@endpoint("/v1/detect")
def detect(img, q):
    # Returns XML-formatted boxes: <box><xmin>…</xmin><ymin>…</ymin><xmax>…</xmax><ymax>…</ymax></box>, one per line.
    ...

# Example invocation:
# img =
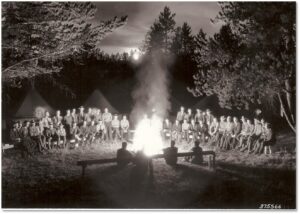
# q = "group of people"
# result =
<box><xmin>161</xmin><ymin>107</ymin><xmax>275</xmax><ymax>155</ymax></box>
<box><xmin>9</xmin><ymin>105</ymin><xmax>275</xmax><ymax>157</ymax></box>
<box><xmin>9</xmin><ymin>106</ymin><xmax>130</xmax><ymax>155</ymax></box>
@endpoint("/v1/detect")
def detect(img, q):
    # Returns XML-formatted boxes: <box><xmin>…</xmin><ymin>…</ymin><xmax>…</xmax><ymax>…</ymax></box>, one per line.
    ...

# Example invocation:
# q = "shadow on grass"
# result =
<box><xmin>2</xmin><ymin>160</ymin><xmax>296</xmax><ymax>209</ymax></box>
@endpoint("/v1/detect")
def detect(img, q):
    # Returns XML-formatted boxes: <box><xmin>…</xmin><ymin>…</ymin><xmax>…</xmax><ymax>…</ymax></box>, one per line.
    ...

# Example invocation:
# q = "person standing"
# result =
<box><xmin>171</xmin><ymin>120</ymin><xmax>181</xmax><ymax>142</ymax></box>
<box><xmin>184</xmin><ymin>108</ymin><xmax>193</xmax><ymax>123</ymax></box>
<box><xmin>42</xmin><ymin>111</ymin><xmax>52</xmax><ymax>128</ymax></box>
<box><xmin>194</xmin><ymin>109</ymin><xmax>203</xmax><ymax>123</ymax></box>
<box><xmin>120</xmin><ymin>115</ymin><xmax>130</xmax><ymax>141</ymax></box>
<box><xmin>64</xmin><ymin>109</ymin><xmax>73</xmax><ymax>139</ymax></box>
<box><xmin>217</xmin><ymin>116</ymin><xmax>226</xmax><ymax>148</ymax></box>
<box><xmin>85</xmin><ymin>108</ymin><xmax>93</xmax><ymax>124</ymax></box>
<box><xmin>176</xmin><ymin>106</ymin><xmax>186</xmax><ymax>123</ymax></box>
<box><xmin>181</xmin><ymin>119</ymin><xmax>190</xmax><ymax>141</ymax></box>
<box><xmin>71</xmin><ymin>109</ymin><xmax>78</xmax><ymax>124</ymax></box>
<box><xmin>111</xmin><ymin>115</ymin><xmax>121</xmax><ymax>142</ymax></box>
<box><xmin>53</xmin><ymin>110</ymin><xmax>63</xmax><ymax>127</ymax></box>
<box><xmin>94</xmin><ymin>109</ymin><xmax>102</xmax><ymax>123</ymax></box>
<box><xmin>205</xmin><ymin>109</ymin><xmax>213</xmax><ymax>127</ymax></box>
<box><xmin>102</xmin><ymin>108</ymin><xmax>113</xmax><ymax>141</ymax></box>
<box><xmin>77</xmin><ymin>106</ymin><xmax>86</xmax><ymax>126</ymax></box>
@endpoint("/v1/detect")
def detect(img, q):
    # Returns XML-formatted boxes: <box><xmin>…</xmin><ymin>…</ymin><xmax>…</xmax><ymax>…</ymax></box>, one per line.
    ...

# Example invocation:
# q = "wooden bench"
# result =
<box><xmin>2</xmin><ymin>143</ymin><xmax>14</xmax><ymax>154</ymax></box>
<box><xmin>77</xmin><ymin>150</ymin><xmax>216</xmax><ymax>177</ymax></box>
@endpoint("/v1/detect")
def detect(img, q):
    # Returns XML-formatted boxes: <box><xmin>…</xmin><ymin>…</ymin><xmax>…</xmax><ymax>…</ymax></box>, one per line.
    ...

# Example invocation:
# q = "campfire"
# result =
<box><xmin>132</xmin><ymin>113</ymin><xmax>164</xmax><ymax>156</ymax></box>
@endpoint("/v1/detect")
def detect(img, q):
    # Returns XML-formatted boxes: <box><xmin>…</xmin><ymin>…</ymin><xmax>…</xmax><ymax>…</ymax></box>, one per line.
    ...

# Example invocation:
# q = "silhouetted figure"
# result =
<box><xmin>163</xmin><ymin>140</ymin><xmax>178</xmax><ymax>166</ymax></box>
<box><xmin>191</xmin><ymin>140</ymin><xmax>203</xmax><ymax>165</ymax></box>
<box><xmin>116</xmin><ymin>142</ymin><xmax>133</xmax><ymax>167</ymax></box>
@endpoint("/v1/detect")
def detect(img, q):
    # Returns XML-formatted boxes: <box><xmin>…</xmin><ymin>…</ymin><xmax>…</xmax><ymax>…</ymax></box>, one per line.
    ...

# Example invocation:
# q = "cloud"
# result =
<box><xmin>96</xmin><ymin>2</ymin><xmax>222</xmax><ymax>54</ymax></box>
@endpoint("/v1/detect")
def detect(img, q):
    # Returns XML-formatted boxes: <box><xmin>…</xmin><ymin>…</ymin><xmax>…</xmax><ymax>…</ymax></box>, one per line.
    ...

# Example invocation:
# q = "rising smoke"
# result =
<box><xmin>130</xmin><ymin>50</ymin><xmax>171</xmax><ymax>125</ymax></box>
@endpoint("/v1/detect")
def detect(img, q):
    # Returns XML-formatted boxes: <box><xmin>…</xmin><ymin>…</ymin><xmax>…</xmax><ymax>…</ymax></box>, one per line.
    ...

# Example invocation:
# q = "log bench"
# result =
<box><xmin>77</xmin><ymin>150</ymin><xmax>216</xmax><ymax>177</ymax></box>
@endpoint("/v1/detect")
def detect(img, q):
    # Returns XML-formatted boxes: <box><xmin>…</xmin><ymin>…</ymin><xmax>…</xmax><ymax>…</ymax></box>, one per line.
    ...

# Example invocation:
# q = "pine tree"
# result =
<box><xmin>2</xmin><ymin>2</ymin><xmax>127</xmax><ymax>86</ymax></box>
<box><xmin>143</xmin><ymin>6</ymin><xmax>176</xmax><ymax>53</ymax></box>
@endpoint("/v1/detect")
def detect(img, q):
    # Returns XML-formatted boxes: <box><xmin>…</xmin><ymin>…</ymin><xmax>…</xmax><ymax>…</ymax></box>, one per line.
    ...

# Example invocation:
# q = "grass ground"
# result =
<box><xmin>2</xmin><ymin>131</ymin><xmax>296</xmax><ymax>209</ymax></box>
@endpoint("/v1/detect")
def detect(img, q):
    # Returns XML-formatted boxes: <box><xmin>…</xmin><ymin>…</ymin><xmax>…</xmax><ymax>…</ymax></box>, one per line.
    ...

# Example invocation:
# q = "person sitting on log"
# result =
<box><xmin>208</xmin><ymin>117</ymin><xmax>219</xmax><ymax>147</ymax></box>
<box><xmin>57</xmin><ymin>123</ymin><xmax>67</xmax><ymax>148</ymax></box>
<box><xmin>253</xmin><ymin>122</ymin><xmax>275</xmax><ymax>155</ymax></box>
<box><xmin>171</xmin><ymin>119</ymin><xmax>181</xmax><ymax>142</ymax></box>
<box><xmin>163</xmin><ymin>140</ymin><xmax>178</xmax><ymax>166</ymax></box>
<box><xmin>236</xmin><ymin>116</ymin><xmax>247</xmax><ymax>149</ymax></box>
<box><xmin>221</xmin><ymin>116</ymin><xmax>234</xmax><ymax>150</ymax></box>
<box><xmin>116</xmin><ymin>142</ymin><xmax>133</xmax><ymax>167</ymax></box>
<box><xmin>217</xmin><ymin>116</ymin><xmax>226</xmax><ymax>148</ymax></box>
<box><xmin>70</xmin><ymin>122</ymin><xmax>80</xmax><ymax>148</ymax></box>
<box><xmin>29</xmin><ymin>121</ymin><xmax>40</xmax><ymax>153</ymax></box>
<box><xmin>198</xmin><ymin>120</ymin><xmax>208</xmax><ymax>145</ymax></box>
<box><xmin>239</xmin><ymin>119</ymin><xmax>254</xmax><ymax>152</ymax></box>
<box><xmin>189</xmin><ymin>119</ymin><xmax>199</xmax><ymax>143</ymax></box>
<box><xmin>229</xmin><ymin>117</ymin><xmax>241</xmax><ymax>149</ymax></box>
<box><xmin>37</xmin><ymin>120</ymin><xmax>47</xmax><ymax>152</ymax></box>
<box><xmin>79</xmin><ymin>121</ymin><xmax>89</xmax><ymax>147</ymax></box>
<box><xmin>88</xmin><ymin>120</ymin><xmax>98</xmax><ymax>145</ymax></box>
<box><xmin>191</xmin><ymin>140</ymin><xmax>203</xmax><ymax>165</ymax></box>
<box><xmin>10</xmin><ymin>122</ymin><xmax>21</xmax><ymax>145</ymax></box>
<box><xmin>242</xmin><ymin>118</ymin><xmax>262</xmax><ymax>153</ymax></box>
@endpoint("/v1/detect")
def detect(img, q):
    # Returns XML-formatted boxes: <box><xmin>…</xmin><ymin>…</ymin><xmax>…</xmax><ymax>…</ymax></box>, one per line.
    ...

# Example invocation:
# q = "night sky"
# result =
<box><xmin>94</xmin><ymin>2</ymin><xmax>222</xmax><ymax>54</ymax></box>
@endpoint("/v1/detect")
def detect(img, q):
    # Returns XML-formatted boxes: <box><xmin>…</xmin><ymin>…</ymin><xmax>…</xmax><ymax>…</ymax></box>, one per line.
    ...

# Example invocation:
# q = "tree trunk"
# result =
<box><xmin>278</xmin><ymin>93</ymin><xmax>296</xmax><ymax>133</ymax></box>
<box><xmin>284</xmin><ymin>79</ymin><xmax>295</xmax><ymax>123</ymax></box>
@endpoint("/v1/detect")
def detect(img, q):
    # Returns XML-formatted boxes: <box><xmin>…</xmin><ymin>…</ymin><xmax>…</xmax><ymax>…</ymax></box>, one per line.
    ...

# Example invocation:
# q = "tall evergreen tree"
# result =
<box><xmin>190</xmin><ymin>2</ymin><xmax>296</xmax><ymax>132</ymax></box>
<box><xmin>143</xmin><ymin>6</ymin><xmax>176</xmax><ymax>53</ymax></box>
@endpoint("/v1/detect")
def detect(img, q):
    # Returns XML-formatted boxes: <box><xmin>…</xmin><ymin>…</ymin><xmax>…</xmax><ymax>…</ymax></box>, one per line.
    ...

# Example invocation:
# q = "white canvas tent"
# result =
<box><xmin>14</xmin><ymin>89</ymin><xmax>54</xmax><ymax>118</ymax></box>
<box><xmin>84</xmin><ymin>89</ymin><xmax>119</xmax><ymax>114</ymax></box>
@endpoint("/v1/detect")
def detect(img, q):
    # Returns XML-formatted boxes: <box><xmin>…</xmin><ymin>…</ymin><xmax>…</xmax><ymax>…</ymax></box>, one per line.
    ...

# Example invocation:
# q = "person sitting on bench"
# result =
<box><xmin>116</xmin><ymin>142</ymin><xmax>133</xmax><ymax>167</ymax></box>
<box><xmin>191</xmin><ymin>140</ymin><xmax>203</xmax><ymax>165</ymax></box>
<box><xmin>163</xmin><ymin>140</ymin><xmax>178</xmax><ymax>166</ymax></box>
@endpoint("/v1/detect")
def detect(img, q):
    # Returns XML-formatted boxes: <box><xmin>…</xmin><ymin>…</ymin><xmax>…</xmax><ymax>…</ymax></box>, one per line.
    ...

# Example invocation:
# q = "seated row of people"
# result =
<box><xmin>9</xmin><ymin>107</ymin><xmax>131</xmax><ymax>155</ymax></box>
<box><xmin>164</xmin><ymin>107</ymin><xmax>275</xmax><ymax>155</ymax></box>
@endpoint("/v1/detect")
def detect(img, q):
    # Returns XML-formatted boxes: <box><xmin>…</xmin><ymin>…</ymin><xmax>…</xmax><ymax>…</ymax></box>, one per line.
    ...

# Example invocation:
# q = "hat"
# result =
<box><xmin>79</xmin><ymin>106</ymin><xmax>84</xmax><ymax>109</ymax></box>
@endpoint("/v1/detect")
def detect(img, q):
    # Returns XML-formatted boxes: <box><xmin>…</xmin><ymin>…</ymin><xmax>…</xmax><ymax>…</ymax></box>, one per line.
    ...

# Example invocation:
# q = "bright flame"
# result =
<box><xmin>132</xmin><ymin>52</ymin><xmax>140</xmax><ymax>60</ymax></box>
<box><xmin>132</xmin><ymin>114</ymin><xmax>163</xmax><ymax>156</ymax></box>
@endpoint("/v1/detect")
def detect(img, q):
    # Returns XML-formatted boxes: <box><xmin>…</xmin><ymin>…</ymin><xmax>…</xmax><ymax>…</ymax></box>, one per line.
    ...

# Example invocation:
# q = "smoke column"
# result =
<box><xmin>130</xmin><ymin>51</ymin><xmax>171</xmax><ymax>125</ymax></box>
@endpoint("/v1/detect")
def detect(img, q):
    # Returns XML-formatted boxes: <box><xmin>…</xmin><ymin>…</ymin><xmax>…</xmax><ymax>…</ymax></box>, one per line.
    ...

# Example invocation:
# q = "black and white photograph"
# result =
<box><xmin>1</xmin><ymin>1</ymin><xmax>297</xmax><ymax>210</ymax></box>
